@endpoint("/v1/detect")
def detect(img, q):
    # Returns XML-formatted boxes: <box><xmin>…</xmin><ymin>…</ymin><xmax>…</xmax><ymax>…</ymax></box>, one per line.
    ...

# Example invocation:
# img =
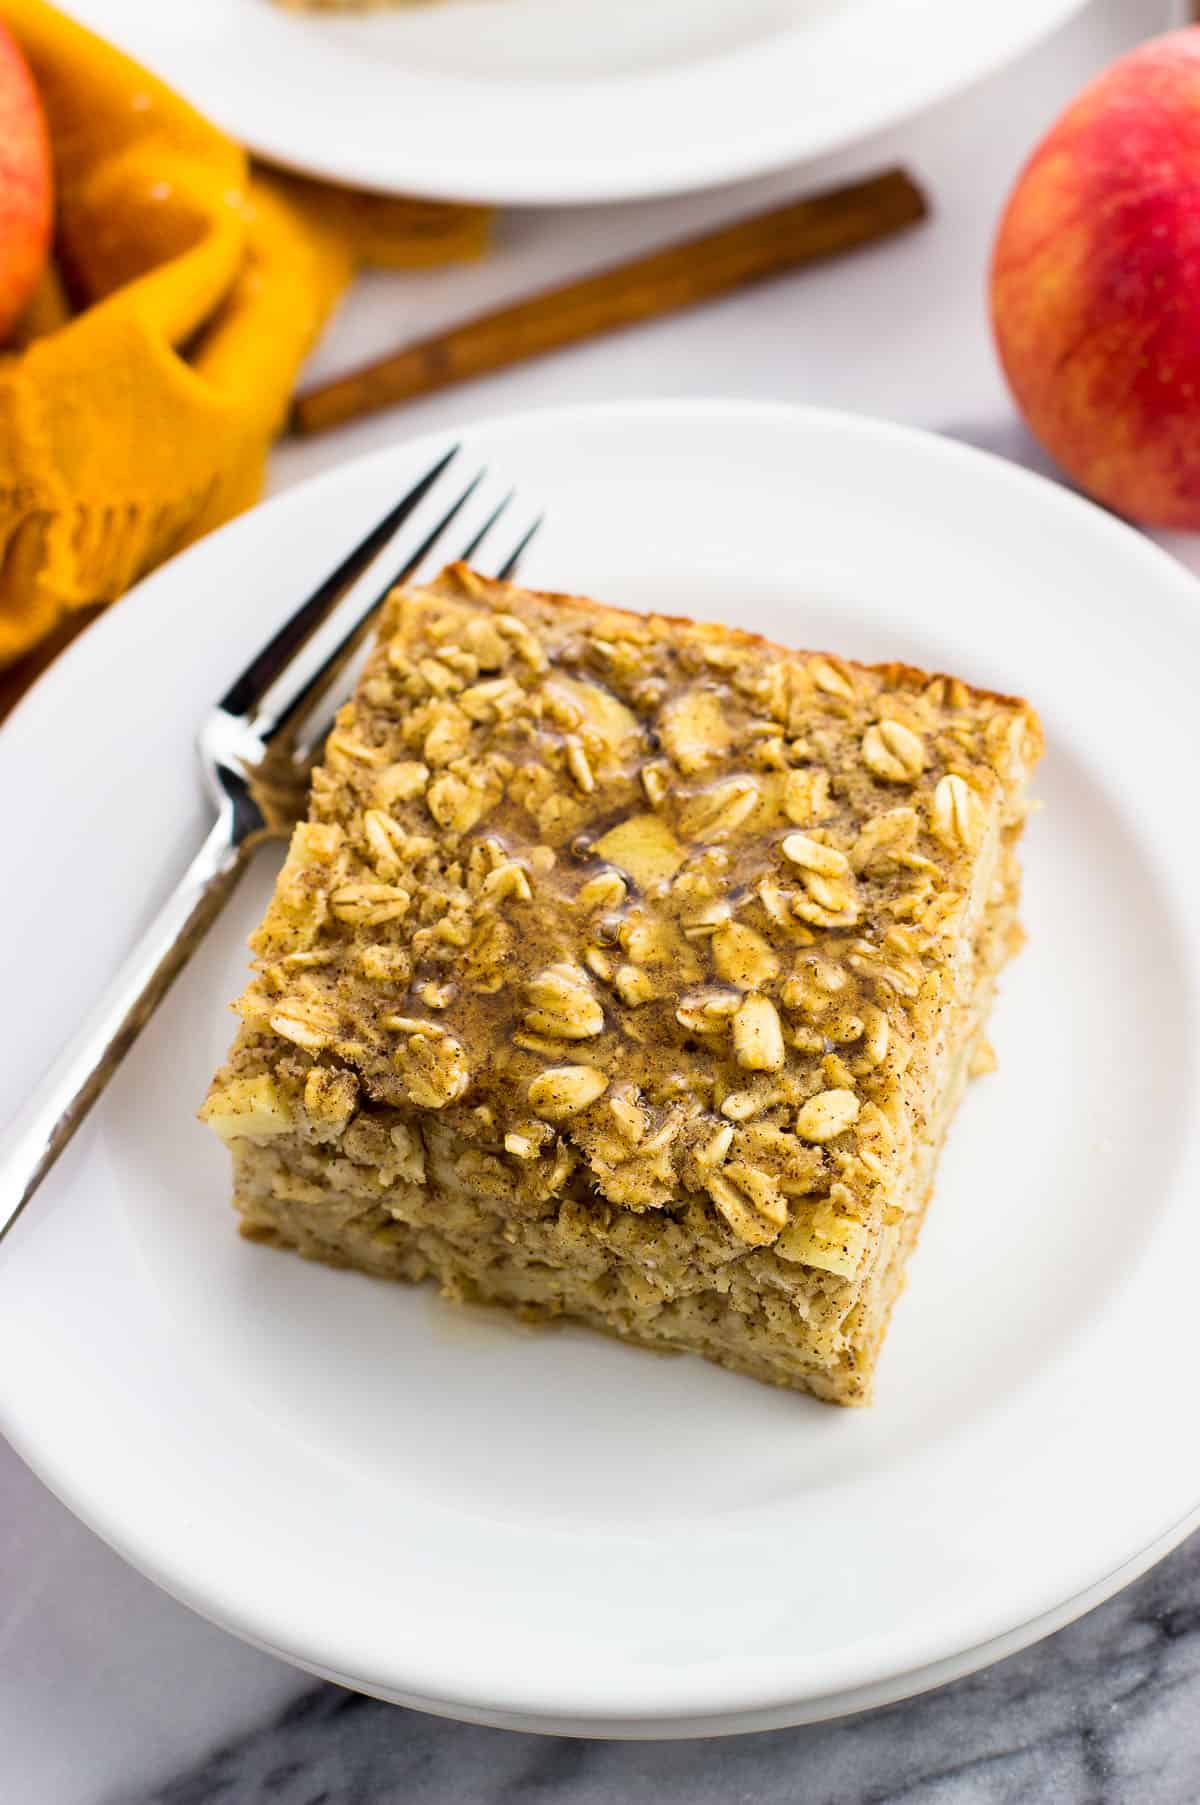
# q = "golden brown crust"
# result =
<box><xmin>491</xmin><ymin>567</ymin><xmax>1044</xmax><ymax>738</ymax></box>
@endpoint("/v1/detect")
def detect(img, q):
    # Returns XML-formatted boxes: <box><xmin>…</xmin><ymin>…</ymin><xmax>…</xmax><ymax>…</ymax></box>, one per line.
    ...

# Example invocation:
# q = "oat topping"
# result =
<box><xmin>930</xmin><ymin>772</ymin><xmax>983</xmax><ymax>850</ymax></box>
<box><xmin>861</xmin><ymin>718</ymin><xmax>925</xmax><ymax>783</ymax></box>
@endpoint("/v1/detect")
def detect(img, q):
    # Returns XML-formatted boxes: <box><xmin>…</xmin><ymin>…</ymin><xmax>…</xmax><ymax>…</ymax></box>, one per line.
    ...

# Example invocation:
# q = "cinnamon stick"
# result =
<box><xmin>293</xmin><ymin>167</ymin><xmax>927</xmax><ymax>437</ymax></box>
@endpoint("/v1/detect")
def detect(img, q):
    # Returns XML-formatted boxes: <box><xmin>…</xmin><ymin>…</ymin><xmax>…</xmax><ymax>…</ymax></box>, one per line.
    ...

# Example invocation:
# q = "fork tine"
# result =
<box><xmin>458</xmin><ymin>490</ymin><xmax>514</xmax><ymax>564</ymax></box>
<box><xmin>285</xmin><ymin>486</ymin><xmax>543</xmax><ymax>769</ymax></box>
<box><xmin>220</xmin><ymin>444</ymin><xmax>459</xmax><ymax>718</ymax></box>
<box><xmin>390</xmin><ymin>466</ymin><xmax>488</xmax><ymax>587</ymax></box>
<box><xmin>265</xmin><ymin>466</ymin><xmax>488</xmax><ymax>744</ymax></box>
<box><xmin>494</xmin><ymin>513</ymin><xmax>544</xmax><ymax>582</ymax></box>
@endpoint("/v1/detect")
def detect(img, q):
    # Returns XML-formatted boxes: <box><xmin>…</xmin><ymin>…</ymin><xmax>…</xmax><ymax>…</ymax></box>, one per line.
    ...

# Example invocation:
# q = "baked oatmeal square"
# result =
<box><xmin>202</xmin><ymin>566</ymin><xmax>1041</xmax><ymax>1405</ymax></box>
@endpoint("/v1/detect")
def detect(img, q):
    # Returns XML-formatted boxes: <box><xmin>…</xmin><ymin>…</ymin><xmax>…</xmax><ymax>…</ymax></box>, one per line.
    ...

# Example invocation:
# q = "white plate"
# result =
<box><xmin>59</xmin><ymin>0</ymin><xmax>1088</xmax><ymax>205</ymax></box>
<box><xmin>3</xmin><ymin>401</ymin><xmax>1200</xmax><ymax>1737</ymax></box>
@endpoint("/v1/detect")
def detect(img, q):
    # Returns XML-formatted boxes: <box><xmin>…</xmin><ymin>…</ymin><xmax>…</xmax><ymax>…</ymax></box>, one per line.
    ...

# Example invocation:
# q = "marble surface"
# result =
<box><xmin>5</xmin><ymin>2</ymin><xmax>1200</xmax><ymax>1801</ymax></box>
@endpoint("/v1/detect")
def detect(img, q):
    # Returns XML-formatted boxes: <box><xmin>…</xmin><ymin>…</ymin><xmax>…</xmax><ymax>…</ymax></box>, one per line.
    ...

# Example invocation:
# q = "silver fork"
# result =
<box><xmin>0</xmin><ymin>447</ymin><xmax>542</xmax><ymax>1245</ymax></box>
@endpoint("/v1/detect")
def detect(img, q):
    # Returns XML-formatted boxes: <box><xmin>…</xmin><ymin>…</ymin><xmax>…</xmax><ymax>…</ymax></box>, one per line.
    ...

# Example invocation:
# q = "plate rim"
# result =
<box><xmin>4</xmin><ymin>397</ymin><xmax>1200</xmax><ymax>1734</ymax></box>
<box><xmin>58</xmin><ymin>0</ymin><xmax>1092</xmax><ymax>205</ymax></box>
<box><xmin>8</xmin><ymin>1422</ymin><xmax>1199</xmax><ymax>1739</ymax></box>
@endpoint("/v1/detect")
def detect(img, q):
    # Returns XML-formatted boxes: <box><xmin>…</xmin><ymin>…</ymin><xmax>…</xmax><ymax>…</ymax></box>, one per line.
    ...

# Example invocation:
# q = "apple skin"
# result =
<box><xmin>991</xmin><ymin>29</ymin><xmax>1200</xmax><ymax>530</ymax></box>
<box><xmin>0</xmin><ymin>20</ymin><xmax>52</xmax><ymax>345</ymax></box>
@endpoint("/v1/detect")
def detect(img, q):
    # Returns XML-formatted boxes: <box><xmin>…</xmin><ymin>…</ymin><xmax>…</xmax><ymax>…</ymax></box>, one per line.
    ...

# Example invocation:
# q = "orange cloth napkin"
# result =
<box><xmin>0</xmin><ymin>0</ymin><xmax>489</xmax><ymax>668</ymax></box>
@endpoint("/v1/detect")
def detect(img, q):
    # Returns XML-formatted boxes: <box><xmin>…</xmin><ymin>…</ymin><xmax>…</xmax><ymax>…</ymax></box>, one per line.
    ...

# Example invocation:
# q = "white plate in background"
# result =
<box><xmin>2</xmin><ymin>401</ymin><xmax>1199</xmax><ymax>1734</ymax></box>
<box><xmin>59</xmin><ymin>0</ymin><xmax>1089</xmax><ymax>204</ymax></box>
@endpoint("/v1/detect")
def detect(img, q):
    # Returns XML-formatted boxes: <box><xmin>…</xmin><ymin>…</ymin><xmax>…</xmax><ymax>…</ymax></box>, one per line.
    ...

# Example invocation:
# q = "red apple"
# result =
<box><xmin>0</xmin><ymin>21</ymin><xmax>52</xmax><ymax>344</ymax></box>
<box><xmin>991</xmin><ymin>29</ymin><xmax>1200</xmax><ymax>529</ymax></box>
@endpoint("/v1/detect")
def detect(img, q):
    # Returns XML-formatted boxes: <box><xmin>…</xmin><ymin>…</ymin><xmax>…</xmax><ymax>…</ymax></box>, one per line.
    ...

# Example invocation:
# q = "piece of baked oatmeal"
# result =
<box><xmin>202</xmin><ymin>566</ymin><xmax>1041</xmax><ymax>1405</ymax></box>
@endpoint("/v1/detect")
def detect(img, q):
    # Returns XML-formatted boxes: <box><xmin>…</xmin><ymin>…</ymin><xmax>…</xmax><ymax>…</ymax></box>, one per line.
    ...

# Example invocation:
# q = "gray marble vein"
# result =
<box><xmin>119</xmin><ymin>1528</ymin><xmax>1200</xmax><ymax>1805</ymax></box>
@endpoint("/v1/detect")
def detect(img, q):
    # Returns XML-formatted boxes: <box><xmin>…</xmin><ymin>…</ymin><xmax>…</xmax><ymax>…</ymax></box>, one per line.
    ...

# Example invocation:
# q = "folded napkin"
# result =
<box><xmin>0</xmin><ymin>0</ymin><xmax>489</xmax><ymax>670</ymax></box>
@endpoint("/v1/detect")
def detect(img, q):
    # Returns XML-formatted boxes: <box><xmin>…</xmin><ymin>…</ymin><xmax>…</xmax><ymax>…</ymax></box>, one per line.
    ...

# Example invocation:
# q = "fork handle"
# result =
<box><xmin>0</xmin><ymin>810</ymin><xmax>250</xmax><ymax>1245</ymax></box>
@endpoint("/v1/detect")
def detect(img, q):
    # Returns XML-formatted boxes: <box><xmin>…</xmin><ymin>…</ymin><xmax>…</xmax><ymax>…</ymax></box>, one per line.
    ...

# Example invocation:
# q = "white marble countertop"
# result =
<box><xmin>5</xmin><ymin>3</ymin><xmax>1200</xmax><ymax>1800</ymax></box>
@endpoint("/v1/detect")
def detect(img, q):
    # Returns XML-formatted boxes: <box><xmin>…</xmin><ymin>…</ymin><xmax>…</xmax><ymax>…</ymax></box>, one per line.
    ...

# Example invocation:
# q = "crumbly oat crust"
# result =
<box><xmin>202</xmin><ymin>566</ymin><xmax>1041</xmax><ymax>1405</ymax></box>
